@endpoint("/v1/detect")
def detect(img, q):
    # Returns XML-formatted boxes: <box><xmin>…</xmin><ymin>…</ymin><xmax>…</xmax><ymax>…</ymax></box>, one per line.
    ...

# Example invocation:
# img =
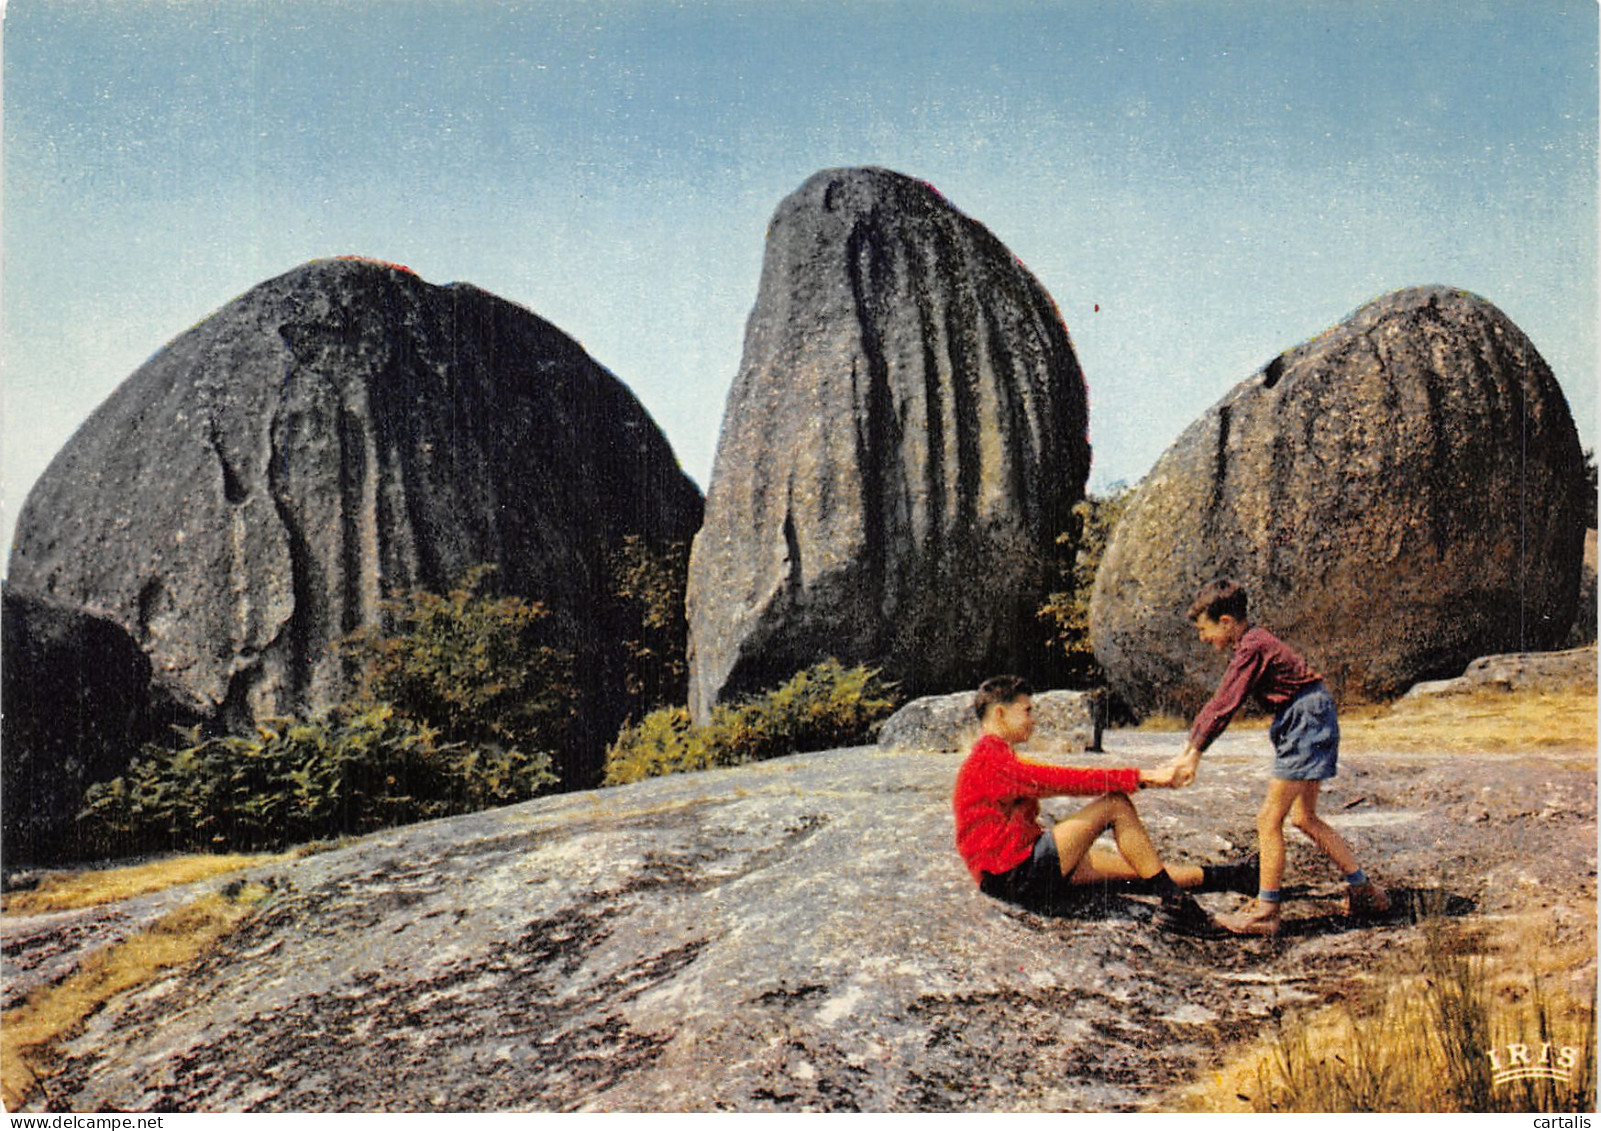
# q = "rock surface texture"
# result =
<box><xmin>878</xmin><ymin>689</ymin><xmax>1104</xmax><ymax>753</ymax></box>
<box><xmin>687</xmin><ymin>168</ymin><xmax>1090</xmax><ymax>721</ymax></box>
<box><xmin>1091</xmin><ymin>287</ymin><xmax>1587</xmax><ymax>718</ymax></box>
<box><xmin>6</xmin><ymin>735</ymin><xmax>1592</xmax><ymax>1112</ymax></box>
<box><xmin>1</xmin><ymin>587</ymin><xmax>163</xmax><ymax>863</ymax></box>
<box><xmin>6</xmin><ymin>258</ymin><xmax>704</xmax><ymax>785</ymax></box>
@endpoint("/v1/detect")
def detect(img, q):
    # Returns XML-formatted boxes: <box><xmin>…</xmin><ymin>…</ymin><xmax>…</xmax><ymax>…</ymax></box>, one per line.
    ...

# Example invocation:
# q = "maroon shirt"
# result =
<box><xmin>1189</xmin><ymin>625</ymin><xmax>1322</xmax><ymax>752</ymax></box>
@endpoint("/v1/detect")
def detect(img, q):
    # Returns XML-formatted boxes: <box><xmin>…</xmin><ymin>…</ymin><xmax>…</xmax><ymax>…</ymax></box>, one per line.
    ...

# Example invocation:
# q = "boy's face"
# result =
<box><xmin>1194</xmin><ymin>612</ymin><xmax>1245</xmax><ymax>653</ymax></box>
<box><xmin>989</xmin><ymin>695</ymin><xmax>1036</xmax><ymax>745</ymax></box>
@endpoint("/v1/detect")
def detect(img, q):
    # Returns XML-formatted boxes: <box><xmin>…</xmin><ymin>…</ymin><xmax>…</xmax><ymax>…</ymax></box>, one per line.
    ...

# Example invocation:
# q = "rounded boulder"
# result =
<box><xmin>1091</xmin><ymin>286</ymin><xmax>1588</xmax><ymax>717</ymax></box>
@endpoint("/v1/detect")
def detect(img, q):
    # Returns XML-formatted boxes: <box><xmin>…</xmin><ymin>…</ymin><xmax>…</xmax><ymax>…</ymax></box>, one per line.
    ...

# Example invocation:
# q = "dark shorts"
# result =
<box><xmin>979</xmin><ymin>831</ymin><xmax>1068</xmax><ymax>907</ymax></box>
<box><xmin>1270</xmin><ymin>682</ymin><xmax>1339</xmax><ymax>781</ymax></box>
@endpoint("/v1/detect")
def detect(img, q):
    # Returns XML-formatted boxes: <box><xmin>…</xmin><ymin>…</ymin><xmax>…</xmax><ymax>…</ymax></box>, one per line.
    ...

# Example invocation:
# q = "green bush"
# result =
<box><xmin>78</xmin><ymin>565</ymin><xmax>573</xmax><ymax>856</ymax></box>
<box><xmin>604</xmin><ymin>660</ymin><xmax>899</xmax><ymax>785</ymax></box>
<box><xmin>339</xmin><ymin>564</ymin><xmax>575</xmax><ymax>756</ymax></box>
<box><xmin>1037</xmin><ymin>485</ymin><xmax>1132</xmax><ymax>684</ymax></box>
<box><xmin>78</xmin><ymin>705</ymin><xmax>557</xmax><ymax>854</ymax></box>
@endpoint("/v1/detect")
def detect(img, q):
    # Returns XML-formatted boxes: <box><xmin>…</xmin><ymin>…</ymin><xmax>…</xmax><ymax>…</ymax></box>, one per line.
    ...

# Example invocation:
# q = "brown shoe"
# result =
<box><xmin>1218</xmin><ymin>899</ymin><xmax>1282</xmax><ymax>936</ymax></box>
<box><xmin>1345</xmin><ymin>881</ymin><xmax>1391</xmax><ymax>918</ymax></box>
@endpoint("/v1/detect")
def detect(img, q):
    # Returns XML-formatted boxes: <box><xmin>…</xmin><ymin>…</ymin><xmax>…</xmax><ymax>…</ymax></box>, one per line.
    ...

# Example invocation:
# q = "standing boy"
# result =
<box><xmin>1171</xmin><ymin>580</ymin><xmax>1389</xmax><ymax>936</ymax></box>
<box><xmin>954</xmin><ymin>675</ymin><xmax>1255</xmax><ymax>936</ymax></box>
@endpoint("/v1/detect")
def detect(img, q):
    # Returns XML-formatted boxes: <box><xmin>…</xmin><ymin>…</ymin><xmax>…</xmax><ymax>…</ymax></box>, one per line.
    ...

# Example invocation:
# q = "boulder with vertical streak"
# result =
<box><xmin>687</xmin><ymin>168</ymin><xmax>1090</xmax><ymax>721</ymax></box>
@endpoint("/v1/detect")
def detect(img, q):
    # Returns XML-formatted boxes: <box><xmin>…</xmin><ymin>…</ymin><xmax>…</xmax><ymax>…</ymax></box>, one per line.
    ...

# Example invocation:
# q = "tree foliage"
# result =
<box><xmin>340</xmin><ymin>564</ymin><xmax>575</xmax><ymax>757</ymax></box>
<box><xmin>609</xmin><ymin>535</ymin><xmax>692</xmax><ymax>720</ymax></box>
<box><xmin>1582</xmin><ymin>448</ymin><xmax>1597</xmax><ymax>530</ymax></box>
<box><xmin>1036</xmin><ymin>485</ymin><xmax>1132</xmax><ymax>685</ymax></box>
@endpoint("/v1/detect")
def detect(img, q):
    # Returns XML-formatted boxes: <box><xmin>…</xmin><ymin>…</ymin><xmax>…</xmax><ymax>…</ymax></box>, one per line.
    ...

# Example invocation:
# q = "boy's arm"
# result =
<box><xmin>996</xmin><ymin>753</ymin><xmax>1143</xmax><ymax>797</ymax></box>
<box><xmin>1183</xmin><ymin>643</ymin><xmax>1269</xmax><ymax>768</ymax></box>
<box><xmin>1171</xmin><ymin>640</ymin><xmax>1270</xmax><ymax>786</ymax></box>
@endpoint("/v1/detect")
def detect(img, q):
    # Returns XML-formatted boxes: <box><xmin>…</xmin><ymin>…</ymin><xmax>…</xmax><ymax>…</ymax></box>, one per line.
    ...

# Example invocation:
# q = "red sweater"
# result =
<box><xmin>952</xmin><ymin>733</ymin><xmax>1142</xmax><ymax>883</ymax></box>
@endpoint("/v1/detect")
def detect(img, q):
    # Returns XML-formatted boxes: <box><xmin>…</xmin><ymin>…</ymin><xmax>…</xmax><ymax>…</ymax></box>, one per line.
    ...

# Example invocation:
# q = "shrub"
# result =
<box><xmin>610</xmin><ymin>535</ymin><xmax>692</xmax><ymax>719</ymax></box>
<box><xmin>78</xmin><ymin>705</ymin><xmax>557</xmax><ymax>854</ymax></box>
<box><xmin>339</xmin><ymin>564</ymin><xmax>575</xmax><ymax>756</ymax></box>
<box><xmin>1037</xmin><ymin>485</ymin><xmax>1132</xmax><ymax>685</ymax></box>
<box><xmin>604</xmin><ymin>660</ymin><xmax>899</xmax><ymax>785</ymax></box>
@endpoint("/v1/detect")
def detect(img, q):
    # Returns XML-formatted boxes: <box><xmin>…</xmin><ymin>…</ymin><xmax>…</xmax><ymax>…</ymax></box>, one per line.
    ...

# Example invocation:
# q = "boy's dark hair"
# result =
<box><xmin>974</xmin><ymin>675</ymin><xmax>1032</xmax><ymax>722</ymax></box>
<box><xmin>1188</xmin><ymin>579</ymin><xmax>1249</xmax><ymax>623</ymax></box>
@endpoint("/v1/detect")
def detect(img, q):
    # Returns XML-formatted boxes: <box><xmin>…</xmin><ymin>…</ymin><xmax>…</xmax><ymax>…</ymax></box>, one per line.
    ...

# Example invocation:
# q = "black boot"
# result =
<box><xmin>1199</xmin><ymin>852</ymin><xmax>1260</xmax><ymax>895</ymax></box>
<box><xmin>1153</xmin><ymin>888</ymin><xmax>1228</xmax><ymax>937</ymax></box>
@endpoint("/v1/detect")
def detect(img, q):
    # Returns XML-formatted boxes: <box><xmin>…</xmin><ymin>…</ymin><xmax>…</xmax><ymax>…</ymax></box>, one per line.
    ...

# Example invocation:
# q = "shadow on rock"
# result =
<box><xmin>993</xmin><ymin>884</ymin><xmax>1476</xmax><ymax>942</ymax></box>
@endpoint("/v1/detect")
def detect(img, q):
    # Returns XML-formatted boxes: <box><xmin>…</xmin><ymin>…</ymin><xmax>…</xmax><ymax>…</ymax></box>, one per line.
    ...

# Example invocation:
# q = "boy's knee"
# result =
<box><xmin>1289</xmin><ymin>809</ymin><xmax>1323</xmax><ymax>835</ymax></box>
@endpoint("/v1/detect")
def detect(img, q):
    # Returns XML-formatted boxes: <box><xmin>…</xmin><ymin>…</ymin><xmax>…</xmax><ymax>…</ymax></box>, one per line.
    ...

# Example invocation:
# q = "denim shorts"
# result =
<box><xmin>979</xmin><ymin>831</ymin><xmax>1065</xmax><ymax>906</ymax></box>
<box><xmin>1270</xmin><ymin>682</ymin><xmax>1339</xmax><ymax>781</ymax></box>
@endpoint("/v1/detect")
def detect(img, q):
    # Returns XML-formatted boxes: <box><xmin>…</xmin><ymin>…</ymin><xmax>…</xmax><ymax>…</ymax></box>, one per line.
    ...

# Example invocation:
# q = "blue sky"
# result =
<box><xmin>4</xmin><ymin>0</ymin><xmax>1596</xmax><ymax>564</ymax></box>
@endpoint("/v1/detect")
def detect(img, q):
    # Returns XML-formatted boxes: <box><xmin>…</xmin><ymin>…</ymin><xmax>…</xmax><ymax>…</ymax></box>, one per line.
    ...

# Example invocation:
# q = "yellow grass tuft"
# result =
<box><xmin>3</xmin><ymin>853</ymin><xmax>286</xmax><ymax>917</ymax></box>
<box><xmin>1</xmin><ymin>882</ymin><xmax>272</xmax><ymax>1111</ymax></box>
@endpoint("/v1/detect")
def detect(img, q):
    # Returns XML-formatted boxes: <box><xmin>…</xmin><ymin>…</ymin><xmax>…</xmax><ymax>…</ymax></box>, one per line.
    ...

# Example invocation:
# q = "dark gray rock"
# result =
<box><xmin>6</xmin><ymin>258</ymin><xmax>704</xmax><ymax>786</ymax></box>
<box><xmin>1091</xmin><ymin>287</ymin><xmax>1588</xmax><ymax>718</ymax></box>
<box><xmin>687</xmin><ymin>168</ymin><xmax>1089</xmax><ymax>721</ymax></box>
<box><xmin>0</xmin><ymin>586</ymin><xmax>169</xmax><ymax>863</ymax></box>
<box><xmin>879</xmin><ymin>689</ymin><xmax>1104</xmax><ymax>753</ymax></box>
<box><xmin>8</xmin><ymin>734</ymin><xmax>1591</xmax><ymax>1112</ymax></box>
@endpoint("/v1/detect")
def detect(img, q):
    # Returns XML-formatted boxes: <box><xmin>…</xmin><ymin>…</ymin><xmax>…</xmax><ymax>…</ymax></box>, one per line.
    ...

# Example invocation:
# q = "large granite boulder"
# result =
<box><xmin>0</xmin><ymin>586</ymin><xmax>171</xmax><ymax>863</ymax></box>
<box><xmin>7</xmin><ymin>258</ymin><xmax>704</xmax><ymax>786</ymax></box>
<box><xmin>1091</xmin><ymin>287</ymin><xmax>1587</xmax><ymax>717</ymax></box>
<box><xmin>687</xmin><ymin>168</ymin><xmax>1090</xmax><ymax>721</ymax></box>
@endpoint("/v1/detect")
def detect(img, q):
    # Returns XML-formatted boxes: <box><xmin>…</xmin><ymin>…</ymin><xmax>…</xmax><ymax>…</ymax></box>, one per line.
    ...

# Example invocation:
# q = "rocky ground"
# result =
<box><xmin>3</xmin><ymin>730</ymin><xmax>1594</xmax><ymax>1113</ymax></box>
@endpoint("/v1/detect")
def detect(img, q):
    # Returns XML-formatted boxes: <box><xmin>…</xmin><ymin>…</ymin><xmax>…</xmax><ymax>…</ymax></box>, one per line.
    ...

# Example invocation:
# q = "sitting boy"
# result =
<box><xmin>954</xmin><ymin>675</ymin><xmax>1254</xmax><ymax>935</ymax></box>
<box><xmin>1170</xmin><ymin>580</ymin><xmax>1389</xmax><ymax>936</ymax></box>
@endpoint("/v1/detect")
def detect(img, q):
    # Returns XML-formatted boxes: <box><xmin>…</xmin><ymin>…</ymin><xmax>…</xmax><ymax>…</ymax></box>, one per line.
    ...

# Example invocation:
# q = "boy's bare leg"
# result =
<box><xmin>1256</xmin><ymin>779</ymin><xmax>1306</xmax><ymax>894</ymax></box>
<box><xmin>1069</xmin><ymin>846</ymin><xmax>1204</xmax><ymax>888</ymax></box>
<box><xmin>1287</xmin><ymin>780</ymin><xmax>1362</xmax><ymax>875</ymax></box>
<box><xmin>1051</xmin><ymin>794</ymin><xmax>1202</xmax><ymax>887</ymax></box>
<box><xmin>1218</xmin><ymin>779</ymin><xmax>1309</xmax><ymax>935</ymax></box>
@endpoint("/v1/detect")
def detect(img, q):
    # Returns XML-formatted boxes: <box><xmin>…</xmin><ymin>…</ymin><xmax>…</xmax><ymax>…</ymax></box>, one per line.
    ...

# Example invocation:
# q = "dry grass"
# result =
<box><xmin>1132</xmin><ymin>684</ymin><xmax>1596</xmax><ymax>755</ymax></box>
<box><xmin>1</xmin><ymin>881</ymin><xmax>272</xmax><ymax>1111</ymax></box>
<box><xmin>1339</xmin><ymin>686</ymin><xmax>1597</xmax><ymax>755</ymax></box>
<box><xmin>1165</xmin><ymin>907</ymin><xmax>1596</xmax><ymax>1113</ymax></box>
<box><xmin>2</xmin><ymin>853</ymin><xmax>286</xmax><ymax>917</ymax></box>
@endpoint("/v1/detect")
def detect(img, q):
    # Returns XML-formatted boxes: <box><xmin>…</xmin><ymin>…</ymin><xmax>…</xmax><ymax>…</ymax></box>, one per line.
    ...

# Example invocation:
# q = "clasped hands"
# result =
<box><xmin>1138</xmin><ymin>747</ymin><xmax>1201</xmax><ymax>790</ymax></box>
